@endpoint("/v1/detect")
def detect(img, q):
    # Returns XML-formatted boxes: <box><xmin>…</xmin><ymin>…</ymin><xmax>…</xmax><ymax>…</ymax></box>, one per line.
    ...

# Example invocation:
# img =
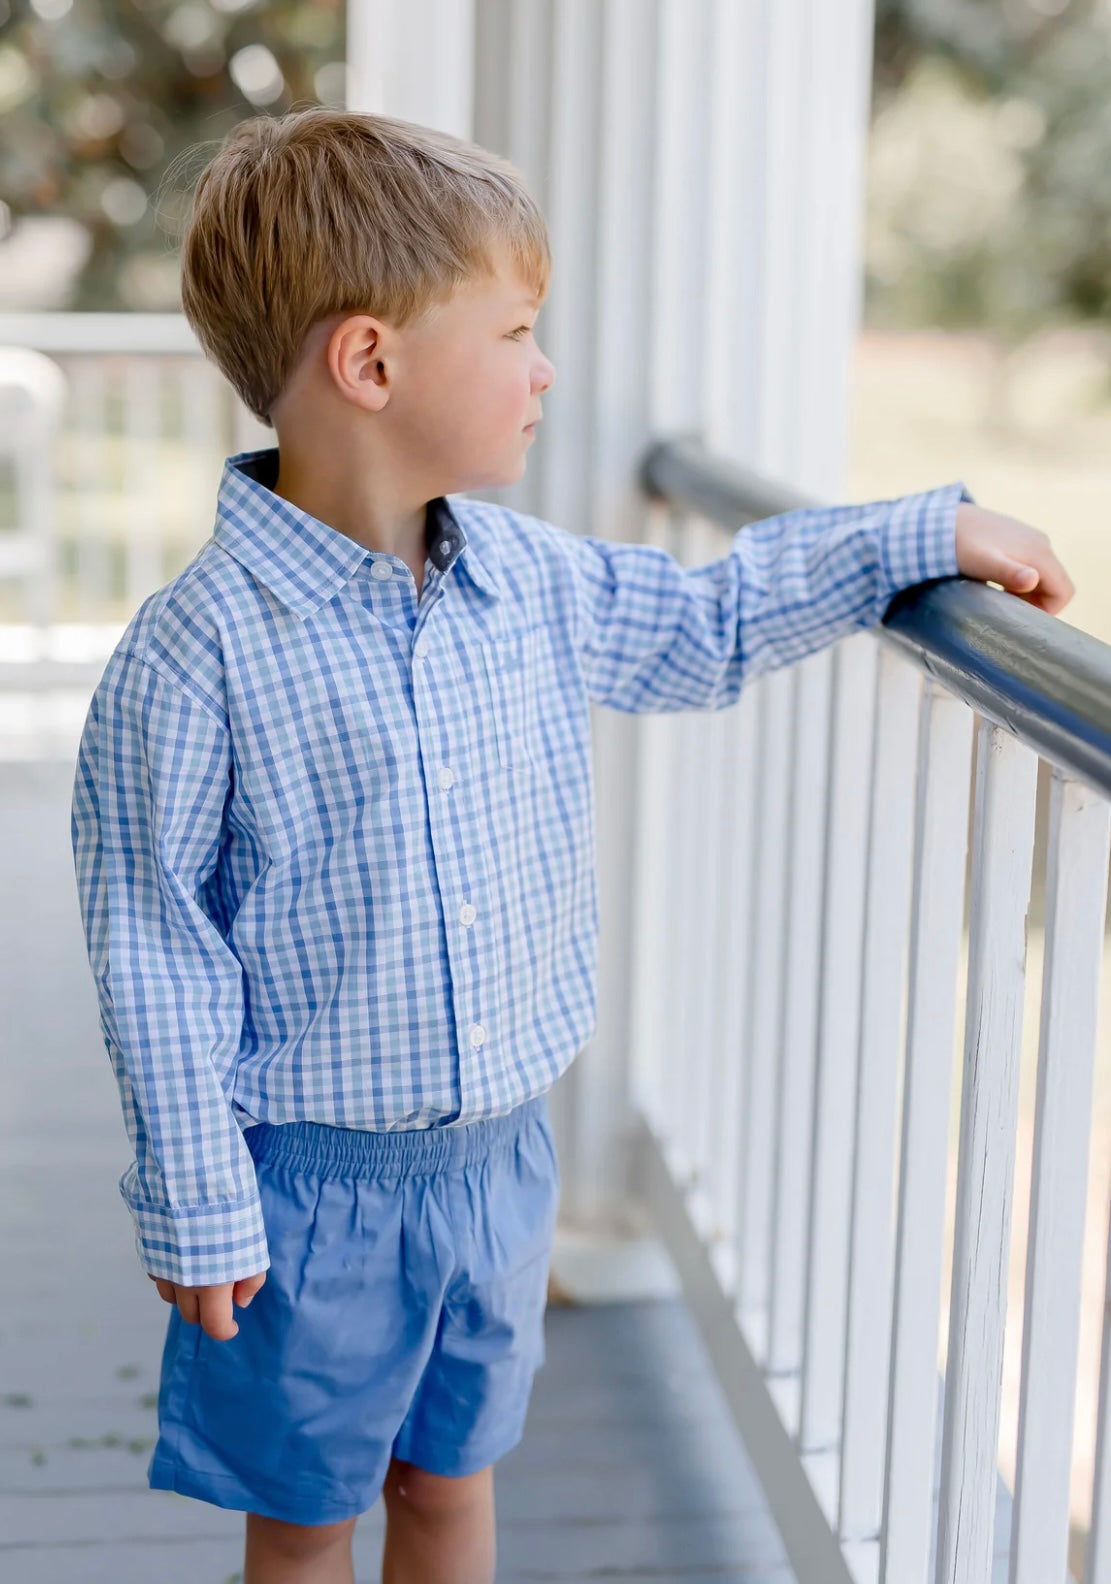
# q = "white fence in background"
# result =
<box><xmin>0</xmin><ymin>346</ymin><xmax>66</xmax><ymax>627</ymax></box>
<box><xmin>0</xmin><ymin>313</ymin><xmax>259</xmax><ymax>641</ymax></box>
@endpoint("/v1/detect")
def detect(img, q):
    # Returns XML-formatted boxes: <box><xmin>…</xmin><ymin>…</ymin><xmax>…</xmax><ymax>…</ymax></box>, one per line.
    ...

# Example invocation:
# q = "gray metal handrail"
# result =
<box><xmin>640</xmin><ymin>434</ymin><xmax>1111</xmax><ymax>799</ymax></box>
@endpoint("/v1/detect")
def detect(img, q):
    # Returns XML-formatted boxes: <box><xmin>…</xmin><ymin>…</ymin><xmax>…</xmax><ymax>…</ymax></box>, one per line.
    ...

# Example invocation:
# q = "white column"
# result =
<box><xmin>345</xmin><ymin>0</ymin><xmax>475</xmax><ymax>137</ymax></box>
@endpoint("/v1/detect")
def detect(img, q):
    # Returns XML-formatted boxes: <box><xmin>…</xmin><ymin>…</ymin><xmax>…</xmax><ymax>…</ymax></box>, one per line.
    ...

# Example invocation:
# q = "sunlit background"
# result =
<box><xmin>852</xmin><ymin>0</ymin><xmax>1111</xmax><ymax>649</ymax></box>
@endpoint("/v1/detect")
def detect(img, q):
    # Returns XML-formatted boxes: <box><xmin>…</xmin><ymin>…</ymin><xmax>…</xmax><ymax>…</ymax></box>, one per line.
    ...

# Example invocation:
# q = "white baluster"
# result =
<box><xmin>1010</xmin><ymin>772</ymin><xmax>1111</xmax><ymax>1583</ymax></box>
<box><xmin>880</xmin><ymin>683</ymin><xmax>974</xmax><ymax>1584</ymax></box>
<box><xmin>628</xmin><ymin>699</ymin><xmax>679</xmax><ymax>1132</ymax></box>
<box><xmin>71</xmin><ymin>359</ymin><xmax>111</xmax><ymax>620</ymax></box>
<box><xmin>705</xmin><ymin>680</ymin><xmax>760</xmax><ymax>1292</ymax></box>
<box><xmin>767</xmin><ymin>647</ymin><xmax>833</xmax><ymax>1434</ymax></box>
<box><xmin>840</xmin><ymin>648</ymin><xmax>923</xmax><ymax>1562</ymax></box>
<box><xmin>934</xmin><ymin>720</ymin><xmax>1038</xmax><ymax>1584</ymax></box>
<box><xmin>735</xmin><ymin>662</ymin><xmax>793</xmax><ymax>1363</ymax></box>
<box><xmin>1086</xmin><ymin>1163</ymin><xmax>1111</xmax><ymax>1584</ymax></box>
<box><xmin>687</xmin><ymin>674</ymin><xmax>733</xmax><ymax>1230</ymax></box>
<box><xmin>800</xmin><ymin>632</ymin><xmax>878</xmax><ymax>1525</ymax></box>
<box><xmin>123</xmin><ymin>358</ymin><xmax>161</xmax><ymax>609</ymax></box>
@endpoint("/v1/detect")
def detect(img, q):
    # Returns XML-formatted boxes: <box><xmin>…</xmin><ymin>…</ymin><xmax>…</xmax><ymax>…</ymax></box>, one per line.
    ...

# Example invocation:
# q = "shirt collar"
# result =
<box><xmin>213</xmin><ymin>448</ymin><xmax>503</xmax><ymax>617</ymax></box>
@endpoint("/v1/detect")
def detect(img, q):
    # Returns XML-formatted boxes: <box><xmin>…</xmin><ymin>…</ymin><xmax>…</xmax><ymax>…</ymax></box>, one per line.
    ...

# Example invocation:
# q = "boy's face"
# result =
<box><xmin>387</xmin><ymin>244</ymin><xmax>555</xmax><ymax>493</ymax></box>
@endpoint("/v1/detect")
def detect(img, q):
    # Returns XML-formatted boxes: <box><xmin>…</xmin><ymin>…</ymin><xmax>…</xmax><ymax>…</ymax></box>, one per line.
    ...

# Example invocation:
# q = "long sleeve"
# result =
<box><xmin>549</xmin><ymin>479</ymin><xmax>973</xmax><ymax>713</ymax></box>
<box><xmin>71</xmin><ymin>650</ymin><xmax>269</xmax><ymax>1286</ymax></box>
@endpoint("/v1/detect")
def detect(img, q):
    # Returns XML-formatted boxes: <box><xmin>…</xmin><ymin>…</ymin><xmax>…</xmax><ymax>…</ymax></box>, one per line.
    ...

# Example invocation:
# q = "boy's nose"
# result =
<box><xmin>533</xmin><ymin>356</ymin><xmax>555</xmax><ymax>394</ymax></box>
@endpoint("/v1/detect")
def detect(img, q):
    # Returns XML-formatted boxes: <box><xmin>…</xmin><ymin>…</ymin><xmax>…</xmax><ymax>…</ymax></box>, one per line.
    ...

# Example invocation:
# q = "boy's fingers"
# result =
<box><xmin>1012</xmin><ymin>553</ymin><xmax>1074</xmax><ymax>615</ymax></box>
<box><xmin>146</xmin><ymin>1275</ymin><xmax>255</xmax><ymax>1338</ymax></box>
<box><xmin>993</xmin><ymin>549</ymin><xmax>1074</xmax><ymax>615</ymax></box>
<box><xmin>1011</xmin><ymin>531</ymin><xmax>1074</xmax><ymax>612</ymax></box>
<box><xmin>1001</xmin><ymin>559</ymin><xmax>1040</xmax><ymax>592</ymax></box>
<box><xmin>1043</xmin><ymin>556</ymin><xmax>1075</xmax><ymax>613</ymax></box>
<box><xmin>196</xmin><ymin>1287</ymin><xmax>239</xmax><ymax>1342</ymax></box>
<box><xmin>233</xmin><ymin>1270</ymin><xmax>267</xmax><ymax>1308</ymax></box>
<box><xmin>176</xmin><ymin>1288</ymin><xmax>199</xmax><ymax>1327</ymax></box>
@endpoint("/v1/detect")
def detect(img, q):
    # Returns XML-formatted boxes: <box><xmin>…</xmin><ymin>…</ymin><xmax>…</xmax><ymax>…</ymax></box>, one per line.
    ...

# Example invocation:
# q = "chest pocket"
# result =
<box><xmin>482</xmin><ymin>628</ymin><xmax>543</xmax><ymax>770</ymax></box>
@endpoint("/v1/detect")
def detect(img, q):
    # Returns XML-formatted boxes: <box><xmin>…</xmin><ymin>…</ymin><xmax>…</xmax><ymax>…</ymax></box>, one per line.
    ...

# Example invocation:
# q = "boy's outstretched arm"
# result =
<box><xmin>71</xmin><ymin>650</ymin><xmax>270</xmax><ymax>1321</ymax></box>
<box><xmin>537</xmin><ymin>481</ymin><xmax>1073</xmax><ymax>713</ymax></box>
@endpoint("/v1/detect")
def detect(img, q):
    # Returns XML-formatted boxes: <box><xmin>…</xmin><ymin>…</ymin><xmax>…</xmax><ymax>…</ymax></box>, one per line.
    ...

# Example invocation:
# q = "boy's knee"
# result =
<box><xmin>246</xmin><ymin>1511</ymin><xmax>357</xmax><ymax>1561</ymax></box>
<box><xmin>383</xmin><ymin>1457</ymin><xmax>492</xmax><ymax>1524</ymax></box>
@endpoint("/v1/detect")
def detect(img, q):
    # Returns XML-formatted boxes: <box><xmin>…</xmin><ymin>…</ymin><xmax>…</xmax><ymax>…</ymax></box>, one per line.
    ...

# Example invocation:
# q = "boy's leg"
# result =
<box><xmin>244</xmin><ymin>1512</ymin><xmax>358</xmax><ymax>1584</ymax></box>
<box><xmin>380</xmin><ymin>1456</ymin><xmax>495</xmax><ymax>1584</ymax></box>
<box><xmin>380</xmin><ymin>1096</ymin><xmax>559</xmax><ymax>1584</ymax></box>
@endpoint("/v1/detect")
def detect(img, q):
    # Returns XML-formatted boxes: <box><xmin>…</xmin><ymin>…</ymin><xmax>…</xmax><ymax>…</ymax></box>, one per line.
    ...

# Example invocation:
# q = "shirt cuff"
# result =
<box><xmin>121</xmin><ymin>1181</ymin><xmax>271</xmax><ymax>1286</ymax></box>
<box><xmin>878</xmin><ymin>479</ymin><xmax>974</xmax><ymax>604</ymax></box>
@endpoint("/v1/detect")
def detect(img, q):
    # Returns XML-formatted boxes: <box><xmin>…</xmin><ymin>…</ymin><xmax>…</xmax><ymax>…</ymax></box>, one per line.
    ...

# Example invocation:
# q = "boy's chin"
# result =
<box><xmin>461</xmin><ymin>455</ymin><xmax>529</xmax><ymax>491</ymax></box>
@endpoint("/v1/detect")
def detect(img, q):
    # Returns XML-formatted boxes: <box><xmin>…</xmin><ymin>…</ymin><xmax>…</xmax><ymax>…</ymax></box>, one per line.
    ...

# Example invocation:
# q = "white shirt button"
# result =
<box><xmin>469</xmin><ymin>1023</ymin><xmax>486</xmax><ymax>1049</ymax></box>
<box><xmin>370</xmin><ymin>561</ymin><xmax>393</xmax><ymax>580</ymax></box>
<box><xmin>437</xmin><ymin>767</ymin><xmax>455</xmax><ymax>790</ymax></box>
<box><xmin>458</xmin><ymin>903</ymin><xmax>477</xmax><ymax>927</ymax></box>
<box><xmin>414</xmin><ymin>638</ymin><xmax>429</xmax><ymax>659</ymax></box>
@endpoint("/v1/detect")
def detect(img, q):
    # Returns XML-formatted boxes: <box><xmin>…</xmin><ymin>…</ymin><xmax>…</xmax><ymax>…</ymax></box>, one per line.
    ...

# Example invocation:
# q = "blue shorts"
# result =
<box><xmin>147</xmin><ymin>1094</ymin><xmax>559</xmax><ymax>1525</ymax></box>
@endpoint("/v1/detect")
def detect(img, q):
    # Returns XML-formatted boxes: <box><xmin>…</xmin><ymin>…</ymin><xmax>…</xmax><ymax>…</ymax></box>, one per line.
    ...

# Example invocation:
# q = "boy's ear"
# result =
<box><xmin>326</xmin><ymin>314</ymin><xmax>392</xmax><ymax>413</ymax></box>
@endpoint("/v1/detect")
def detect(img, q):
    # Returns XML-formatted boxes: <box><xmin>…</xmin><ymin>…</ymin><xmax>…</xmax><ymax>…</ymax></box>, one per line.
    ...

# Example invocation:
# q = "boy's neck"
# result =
<box><xmin>272</xmin><ymin>450</ymin><xmax>431</xmax><ymax>588</ymax></box>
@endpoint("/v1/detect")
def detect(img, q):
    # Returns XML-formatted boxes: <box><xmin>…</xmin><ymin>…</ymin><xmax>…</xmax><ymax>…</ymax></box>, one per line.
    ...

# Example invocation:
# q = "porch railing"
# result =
<box><xmin>631</xmin><ymin>435</ymin><xmax>1111</xmax><ymax>1584</ymax></box>
<box><xmin>0</xmin><ymin>314</ymin><xmax>258</xmax><ymax>691</ymax></box>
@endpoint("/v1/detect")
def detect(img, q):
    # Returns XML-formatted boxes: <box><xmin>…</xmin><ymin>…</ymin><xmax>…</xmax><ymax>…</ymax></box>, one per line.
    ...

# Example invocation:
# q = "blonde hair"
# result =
<box><xmin>178</xmin><ymin>106</ymin><xmax>551</xmax><ymax>424</ymax></box>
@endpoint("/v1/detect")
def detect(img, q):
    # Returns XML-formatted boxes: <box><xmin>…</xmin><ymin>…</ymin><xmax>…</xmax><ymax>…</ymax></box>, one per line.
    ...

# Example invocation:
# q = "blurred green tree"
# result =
<box><xmin>869</xmin><ymin>0</ymin><xmax>1111</xmax><ymax>339</ymax></box>
<box><xmin>3</xmin><ymin>0</ymin><xmax>1108</xmax><ymax>338</ymax></box>
<box><xmin>0</xmin><ymin>0</ymin><xmax>344</xmax><ymax>310</ymax></box>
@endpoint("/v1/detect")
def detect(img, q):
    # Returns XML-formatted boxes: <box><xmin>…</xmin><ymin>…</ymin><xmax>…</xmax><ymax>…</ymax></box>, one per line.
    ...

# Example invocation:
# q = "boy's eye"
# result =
<box><xmin>507</xmin><ymin>326</ymin><xmax>530</xmax><ymax>341</ymax></box>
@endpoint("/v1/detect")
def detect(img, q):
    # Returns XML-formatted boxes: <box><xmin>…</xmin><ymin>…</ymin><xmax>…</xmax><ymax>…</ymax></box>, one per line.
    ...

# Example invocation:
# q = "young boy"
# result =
<box><xmin>70</xmin><ymin>107</ymin><xmax>1073</xmax><ymax>1584</ymax></box>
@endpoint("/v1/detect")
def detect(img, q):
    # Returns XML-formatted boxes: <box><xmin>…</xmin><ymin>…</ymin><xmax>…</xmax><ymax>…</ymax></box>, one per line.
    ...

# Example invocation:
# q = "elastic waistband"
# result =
<box><xmin>243</xmin><ymin>1094</ymin><xmax>548</xmax><ymax>1180</ymax></box>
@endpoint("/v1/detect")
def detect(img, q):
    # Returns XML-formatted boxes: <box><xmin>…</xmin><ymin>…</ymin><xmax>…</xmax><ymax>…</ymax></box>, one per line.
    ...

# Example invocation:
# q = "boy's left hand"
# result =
<box><xmin>955</xmin><ymin>502</ymin><xmax>1075</xmax><ymax>616</ymax></box>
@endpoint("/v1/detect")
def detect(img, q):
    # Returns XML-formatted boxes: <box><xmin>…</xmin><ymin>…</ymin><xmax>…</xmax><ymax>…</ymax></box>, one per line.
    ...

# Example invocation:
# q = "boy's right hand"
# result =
<box><xmin>148</xmin><ymin>1271</ymin><xmax>267</xmax><ymax>1341</ymax></box>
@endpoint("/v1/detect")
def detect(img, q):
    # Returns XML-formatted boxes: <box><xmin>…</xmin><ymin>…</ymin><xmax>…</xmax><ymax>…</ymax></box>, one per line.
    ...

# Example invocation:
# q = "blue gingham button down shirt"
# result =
<box><xmin>71</xmin><ymin>448</ymin><xmax>971</xmax><ymax>1284</ymax></box>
